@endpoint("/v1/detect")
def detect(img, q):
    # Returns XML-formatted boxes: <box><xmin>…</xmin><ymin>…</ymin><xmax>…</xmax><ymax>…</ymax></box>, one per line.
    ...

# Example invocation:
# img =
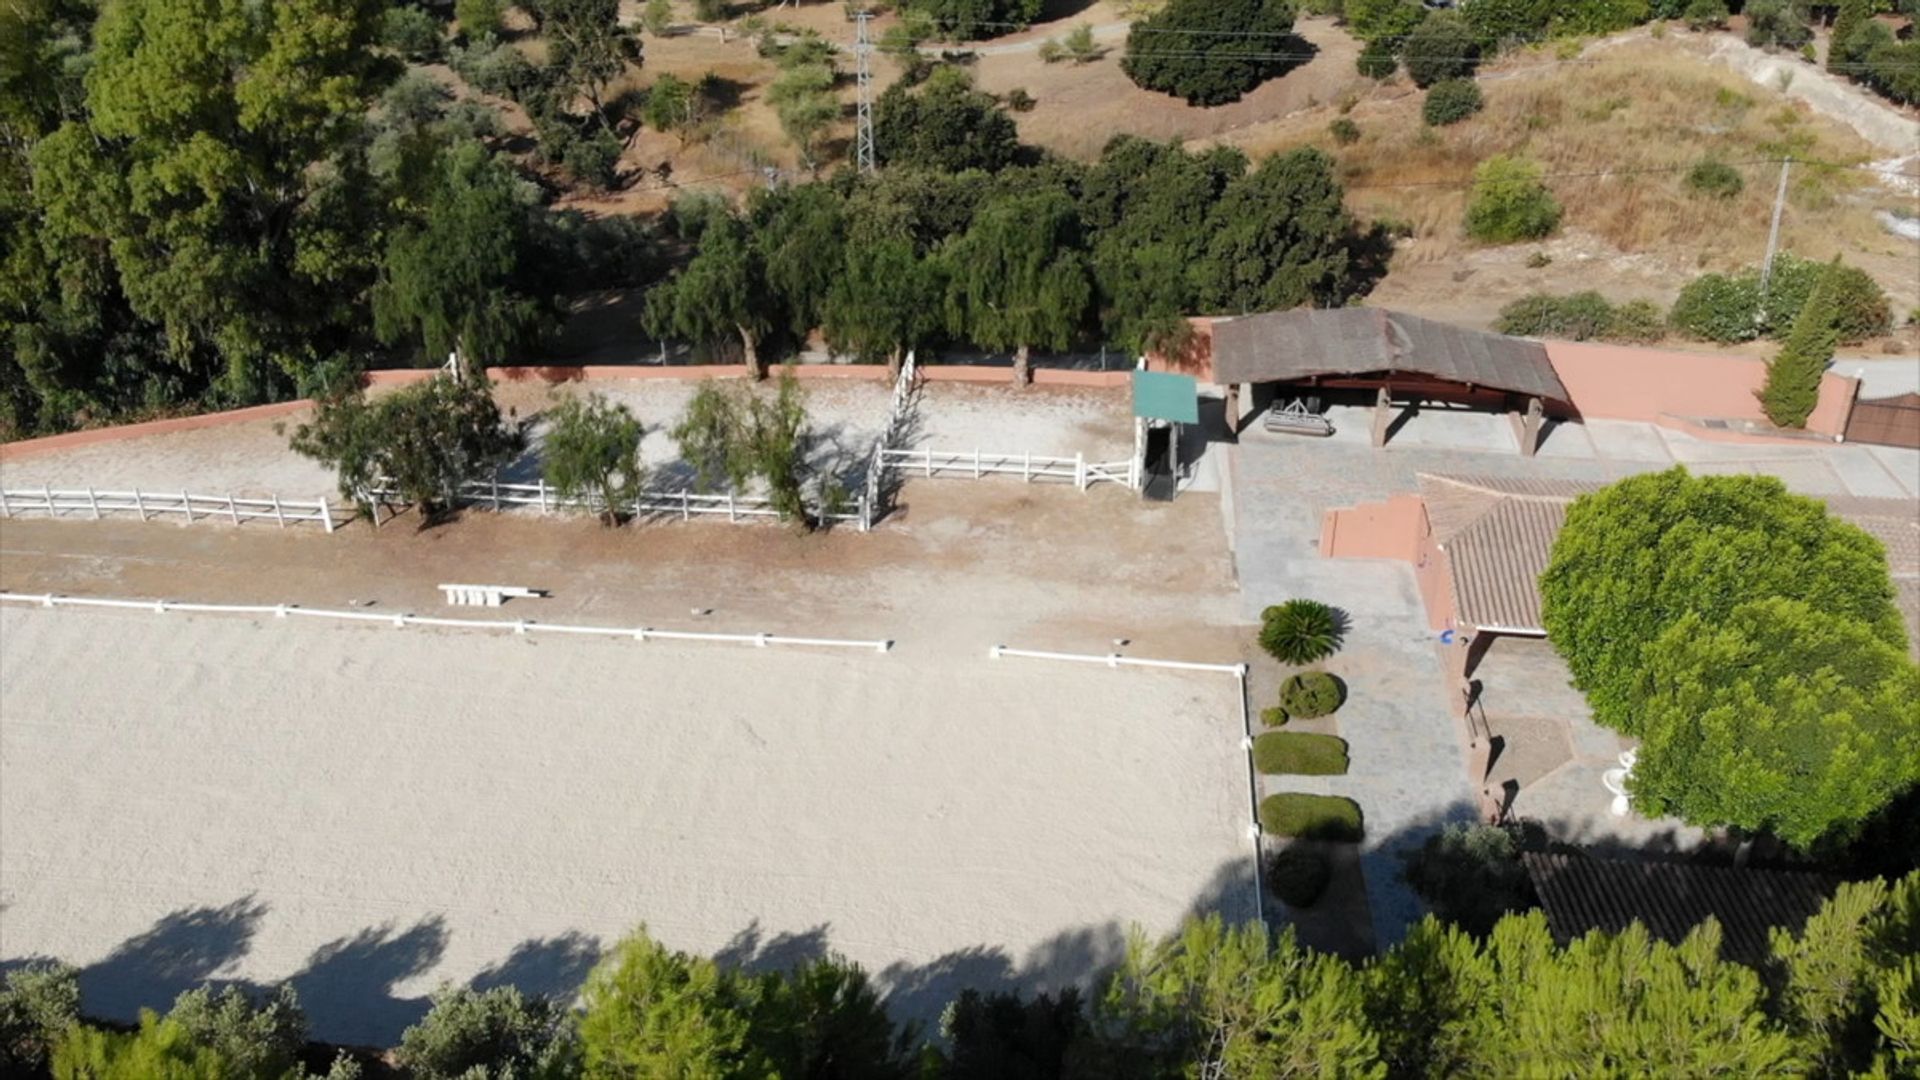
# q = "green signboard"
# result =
<box><xmin>1132</xmin><ymin>370</ymin><xmax>1199</xmax><ymax>425</ymax></box>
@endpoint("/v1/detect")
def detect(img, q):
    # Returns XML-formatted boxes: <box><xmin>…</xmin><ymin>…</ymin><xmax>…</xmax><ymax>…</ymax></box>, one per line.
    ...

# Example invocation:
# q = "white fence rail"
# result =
<box><xmin>0</xmin><ymin>486</ymin><xmax>335</xmax><ymax>532</ymax></box>
<box><xmin>988</xmin><ymin>643</ymin><xmax>1263</xmax><ymax>924</ymax></box>
<box><xmin>371</xmin><ymin>476</ymin><xmax>870</xmax><ymax>532</ymax></box>
<box><xmin>884</xmin><ymin>448</ymin><xmax>1139</xmax><ymax>492</ymax></box>
<box><xmin>863</xmin><ymin>351</ymin><xmax>920</xmax><ymax>520</ymax></box>
<box><xmin>0</xmin><ymin>592</ymin><xmax>893</xmax><ymax>654</ymax></box>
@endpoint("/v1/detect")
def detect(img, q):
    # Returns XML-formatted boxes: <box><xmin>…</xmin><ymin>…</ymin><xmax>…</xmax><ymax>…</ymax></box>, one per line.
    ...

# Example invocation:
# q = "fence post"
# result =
<box><xmin>87</xmin><ymin>487</ymin><xmax>100</xmax><ymax>519</ymax></box>
<box><xmin>227</xmin><ymin>494</ymin><xmax>240</xmax><ymax>525</ymax></box>
<box><xmin>44</xmin><ymin>484</ymin><xmax>54</xmax><ymax>518</ymax></box>
<box><xmin>681</xmin><ymin>489</ymin><xmax>690</xmax><ymax>522</ymax></box>
<box><xmin>491</xmin><ymin>475</ymin><xmax>500</xmax><ymax>511</ymax></box>
<box><xmin>0</xmin><ymin>488</ymin><xmax>8</xmax><ymax>517</ymax></box>
<box><xmin>728</xmin><ymin>493</ymin><xmax>736</xmax><ymax>523</ymax></box>
<box><xmin>924</xmin><ymin>450</ymin><xmax>932</xmax><ymax>479</ymax></box>
<box><xmin>973</xmin><ymin>449</ymin><xmax>981</xmax><ymax>479</ymax></box>
<box><xmin>272</xmin><ymin>494</ymin><xmax>285</xmax><ymax>528</ymax></box>
<box><xmin>1023</xmin><ymin>452</ymin><xmax>1031</xmax><ymax>483</ymax></box>
<box><xmin>1075</xmin><ymin>452</ymin><xmax>1087</xmax><ymax>491</ymax></box>
<box><xmin>538</xmin><ymin>478</ymin><xmax>549</xmax><ymax>514</ymax></box>
<box><xmin>133</xmin><ymin>489</ymin><xmax>146</xmax><ymax>521</ymax></box>
<box><xmin>180</xmin><ymin>489</ymin><xmax>192</xmax><ymax>523</ymax></box>
<box><xmin>321</xmin><ymin>499</ymin><xmax>334</xmax><ymax>534</ymax></box>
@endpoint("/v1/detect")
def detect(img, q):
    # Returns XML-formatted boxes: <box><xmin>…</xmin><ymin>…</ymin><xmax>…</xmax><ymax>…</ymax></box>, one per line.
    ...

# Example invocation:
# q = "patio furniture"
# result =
<box><xmin>1265</xmin><ymin>399</ymin><xmax>1335</xmax><ymax>437</ymax></box>
<box><xmin>1602</xmin><ymin>767</ymin><xmax>1631</xmax><ymax>818</ymax></box>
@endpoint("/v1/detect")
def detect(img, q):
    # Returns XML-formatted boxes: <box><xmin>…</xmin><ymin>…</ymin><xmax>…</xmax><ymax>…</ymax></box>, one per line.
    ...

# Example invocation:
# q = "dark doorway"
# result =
<box><xmin>1144</xmin><ymin>425</ymin><xmax>1176</xmax><ymax>502</ymax></box>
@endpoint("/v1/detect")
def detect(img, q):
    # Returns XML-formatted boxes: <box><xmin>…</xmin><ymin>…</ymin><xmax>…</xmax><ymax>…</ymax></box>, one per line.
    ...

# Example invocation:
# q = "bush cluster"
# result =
<box><xmin>1464</xmin><ymin>155</ymin><xmax>1561</xmax><ymax>243</ymax></box>
<box><xmin>1328</xmin><ymin>117</ymin><xmax>1361</xmax><ymax>145</ymax></box>
<box><xmin>1683</xmin><ymin>158</ymin><xmax>1743</xmax><ymax>199</ymax></box>
<box><xmin>1122</xmin><ymin>0</ymin><xmax>1306</xmax><ymax>106</ymax></box>
<box><xmin>1495</xmin><ymin>291</ymin><xmax>1665</xmax><ymax>343</ymax></box>
<box><xmin>1254</xmin><ymin>732</ymin><xmax>1351</xmax><ymax>776</ymax></box>
<box><xmin>1268</xmin><ymin>847</ymin><xmax>1333</xmax><ymax>907</ymax></box>
<box><xmin>1400</xmin><ymin>823</ymin><xmax>1539</xmax><ymax>936</ymax></box>
<box><xmin>1280</xmin><ymin>671</ymin><xmax>1344</xmax><ymax>718</ymax></box>
<box><xmin>1260</xmin><ymin>794</ymin><xmax>1365</xmax><ymax>841</ymax></box>
<box><xmin>1422</xmin><ymin>79</ymin><xmax>1484</xmax><ymax>126</ymax></box>
<box><xmin>1669</xmin><ymin>255</ymin><xmax>1892</xmax><ymax>344</ymax></box>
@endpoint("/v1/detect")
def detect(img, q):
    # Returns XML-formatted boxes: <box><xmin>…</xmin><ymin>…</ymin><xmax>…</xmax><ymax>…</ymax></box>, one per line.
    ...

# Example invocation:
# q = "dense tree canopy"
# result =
<box><xmin>900</xmin><ymin>0</ymin><xmax>1045</xmax><ymax>40</ymax></box>
<box><xmin>1632</xmin><ymin>598</ymin><xmax>1920</xmax><ymax>849</ymax></box>
<box><xmin>873</xmin><ymin>67</ymin><xmax>1019</xmax><ymax>174</ymax></box>
<box><xmin>1121</xmin><ymin>0</ymin><xmax>1305</xmax><ymax>107</ymax></box>
<box><xmin>1542</xmin><ymin>468</ymin><xmax>1906</xmax><ymax>735</ymax></box>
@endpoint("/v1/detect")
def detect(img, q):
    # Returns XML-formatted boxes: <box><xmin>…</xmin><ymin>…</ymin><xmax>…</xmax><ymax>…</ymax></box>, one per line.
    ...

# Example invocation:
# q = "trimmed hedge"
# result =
<box><xmin>1280</xmin><ymin>672</ymin><xmax>1344</xmax><ymax>719</ymax></box>
<box><xmin>1260</xmin><ymin>794</ymin><xmax>1364</xmax><ymax>841</ymax></box>
<box><xmin>1268</xmin><ymin>847</ymin><xmax>1332</xmax><ymax>907</ymax></box>
<box><xmin>1495</xmin><ymin>292</ymin><xmax>1666</xmax><ymax>344</ymax></box>
<box><xmin>1254</xmin><ymin>732</ymin><xmax>1351</xmax><ymax>776</ymax></box>
<box><xmin>1261</xmin><ymin>705</ymin><xmax>1291</xmax><ymax>728</ymax></box>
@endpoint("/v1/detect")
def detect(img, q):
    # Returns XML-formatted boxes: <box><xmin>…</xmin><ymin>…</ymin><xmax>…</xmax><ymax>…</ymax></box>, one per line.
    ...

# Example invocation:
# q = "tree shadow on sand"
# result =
<box><xmin>288</xmin><ymin>916</ymin><xmax>449</xmax><ymax>1048</ymax></box>
<box><xmin>77</xmin><ymin>895</ymin><xmax>268</xmax><ymax>1022</ymax></box>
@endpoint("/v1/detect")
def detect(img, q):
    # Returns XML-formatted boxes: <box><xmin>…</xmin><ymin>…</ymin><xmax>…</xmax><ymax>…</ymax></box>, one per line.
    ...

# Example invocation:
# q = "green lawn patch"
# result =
<box><xmin>1253</xmin><ymin>732</ymin><xmax>1350</xmax><ymax>776</ymax></box>
<box><xmin>1260</xmin><ymin>794</ymin><xmax>1364</xmax><ymax>841</ymax></box>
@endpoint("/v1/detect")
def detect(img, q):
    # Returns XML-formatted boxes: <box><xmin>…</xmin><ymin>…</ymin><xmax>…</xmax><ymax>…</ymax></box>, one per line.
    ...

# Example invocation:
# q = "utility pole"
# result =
<box><xmin>854</xmin><ymin>9</ymin><xmax>876</xmax><ymax>175</ymax></box>
<box><xmin>1760</xmin><ymin>157</ymin><xmax>1792</xmax><ymax>297</ymax></box>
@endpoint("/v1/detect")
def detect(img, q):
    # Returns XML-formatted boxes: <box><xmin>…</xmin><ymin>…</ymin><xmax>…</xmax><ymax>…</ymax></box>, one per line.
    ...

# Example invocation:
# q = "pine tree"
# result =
<box><xmin>1761</xmin><ymin>260</ymin><xmax>1841</xmax><ymax>429</ymax></box>
<box><xmin>1829</xmin><ymin>0</ymin><xmax>1871</xmax><ymax>72</ymax></box>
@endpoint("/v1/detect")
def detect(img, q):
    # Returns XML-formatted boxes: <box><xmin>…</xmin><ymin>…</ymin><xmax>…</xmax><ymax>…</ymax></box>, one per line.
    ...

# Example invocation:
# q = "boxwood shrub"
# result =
<box><xmin>1254</xmin><ymin>732</ymin><xmax>1350</xmax><ymax>776</ymax></box>
<box><xmin>1260</xmin><ymin>705</ymin><xmax>1290</xmax><ymax>727</ymax></box>
<box><xmin>1260</xmin><ymin>794</ymin><xmax>1364</xmax><ymax>841</ymax></box>
<box><xmin>1268</xmin><ymin>846</ymin><xmax>1332</xmax><ymax>907</ymax></box>
<box><xmin>1280</xmin><ymin>672</ymin><xmax>1343</xmax><ymax>719</ymax></box>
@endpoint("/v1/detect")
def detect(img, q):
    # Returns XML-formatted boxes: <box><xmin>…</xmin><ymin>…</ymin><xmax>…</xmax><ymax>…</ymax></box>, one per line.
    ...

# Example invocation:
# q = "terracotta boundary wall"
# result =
<box><xmin>0</xmin><ymin>400</ymin><xmax>312</xmax><ymax>464</ymax></box>
<box><xmin>0</xmin><ymin>365</ymin><xmax>1132</xmax><ymax>462</ymax></box>
<box><xmin>1319</xmin><ymin>495</ymin><xmax>1457</xmax><ymax>634</ymax></box>
<box><xmin>1542</xmin><ymin>340</ymin><xmax>1857</xmax><ymax>438</ymax></box>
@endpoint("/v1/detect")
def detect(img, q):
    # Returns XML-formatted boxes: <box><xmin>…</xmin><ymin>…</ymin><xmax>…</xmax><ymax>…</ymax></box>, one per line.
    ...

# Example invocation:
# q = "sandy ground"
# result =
<box><xmin>0</xmin><ymin>380</ymin><xmax>1135</xmax><ymax>503</ymax></box>
<box><xmin>0</xmin><ymin>604</ymin><xmax>1250</xmax><ymax>1046</ymax></box>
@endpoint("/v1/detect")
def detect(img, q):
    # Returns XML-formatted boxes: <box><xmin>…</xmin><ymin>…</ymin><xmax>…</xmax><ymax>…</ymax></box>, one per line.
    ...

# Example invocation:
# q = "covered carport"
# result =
<box><xmin>1210</xmin><ymin>308</ymin><xmax>1572</xmax><ymax>456</ymax></box>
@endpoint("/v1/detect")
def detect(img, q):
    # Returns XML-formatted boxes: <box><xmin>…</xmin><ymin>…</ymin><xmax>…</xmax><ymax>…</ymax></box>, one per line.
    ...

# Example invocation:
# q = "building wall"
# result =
<box><xmin>1319</xmin><ymin>494</ymin><xmax>1457</xmax><ymax>633</ymax></box>
<box><xmin>1543</xmin><ymin>340</ymin><xmax>1858</xmax><ymax>437</ymax></box>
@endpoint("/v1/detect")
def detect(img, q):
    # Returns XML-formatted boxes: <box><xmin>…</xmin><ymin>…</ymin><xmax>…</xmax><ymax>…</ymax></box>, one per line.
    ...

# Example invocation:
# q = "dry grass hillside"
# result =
<box><xmin>1205</xmin><ymin>31</ymin><xmax>1919</xmax><ymax>335</ymax></box>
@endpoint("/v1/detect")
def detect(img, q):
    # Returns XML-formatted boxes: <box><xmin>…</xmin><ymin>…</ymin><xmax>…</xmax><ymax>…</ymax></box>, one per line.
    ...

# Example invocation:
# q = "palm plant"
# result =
<box><xmin>1259</xmin><ymin>600</ymin><xmax>1343</xmax><ymax>665</ymax></box>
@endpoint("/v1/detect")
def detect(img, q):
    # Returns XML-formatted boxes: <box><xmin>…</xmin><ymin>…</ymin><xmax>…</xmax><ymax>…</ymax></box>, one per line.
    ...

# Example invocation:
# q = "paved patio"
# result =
<box><xmin>1220</xmin><ymin>407</ymin><xmax>1907</xmax><ymax>946</ymax></box>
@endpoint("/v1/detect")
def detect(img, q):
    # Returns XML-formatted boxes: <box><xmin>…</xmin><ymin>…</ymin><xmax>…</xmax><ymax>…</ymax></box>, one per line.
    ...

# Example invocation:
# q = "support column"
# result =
<box><xmin>1520</xmin><ymin>396</ymin><xmax>1543</xmax><ymax>457</ymax></box>
<box><xmin>1370</xmin><ymin>386</ymin><xmax>1392</xmax><ymax>448</ymax></box>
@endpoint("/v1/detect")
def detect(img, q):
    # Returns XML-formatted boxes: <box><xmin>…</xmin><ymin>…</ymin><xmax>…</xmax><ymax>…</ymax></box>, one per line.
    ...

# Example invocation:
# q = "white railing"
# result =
<box><xmin>0</xmin><ymin>592</ymin><xmax>893</xmax><ymax>654</ymax></box>
<box><xmin>0</xmin><ymin>486</ymin><xmax>335</xmax><ymax>532</ymax></box>
<box><xmin>988</xmin><ymin>643</ymin><xmax>1263</xmax><ymax>924</ymax></box>
<box><xmin>882</xmin><ymin>448</ymin><xmax>1139</xmax><ymax>492</ymax></box>
<box><xmin>370</xmin><ymin>476</ymin><xmax>869</xmax><ymax>532</ymax></box>
<box><xmin>863</xmin><ymin>351</ymin><xmax>920</xmax><ymax>520</ymax></box>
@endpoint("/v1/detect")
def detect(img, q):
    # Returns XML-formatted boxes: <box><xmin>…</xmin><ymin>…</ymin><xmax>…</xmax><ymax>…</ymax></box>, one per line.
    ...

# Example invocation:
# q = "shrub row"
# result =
<box><xmin>1254</xmin><ymin>732</ymin><xmax>1351</xmax><ymax>776</ymax></box>
<box><xmin>1260</xmin><ymin>794</ymin><xmax>1364</xmax><ymax>841</ymax></box>
<box><xmin>1495</xmin><ymin>292</ymin><xmax>1666</xmax><ymax>344</ymax></box>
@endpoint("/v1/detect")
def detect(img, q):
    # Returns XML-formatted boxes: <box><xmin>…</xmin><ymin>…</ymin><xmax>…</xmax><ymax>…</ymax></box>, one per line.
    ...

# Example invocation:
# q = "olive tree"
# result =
<box><xmin>289</xmin><ymin>375</ymin><xmax>525</xmax><ymax>523</ymax></box>
<box><xmin>543</xmin><ymin>392</ymin><xmax>644</xmax><ymax>525</ymax></box>
<box><xmin>670</xmin><ymin>370</ymin><xmax>819</xmax><ymax>526</ymax></box>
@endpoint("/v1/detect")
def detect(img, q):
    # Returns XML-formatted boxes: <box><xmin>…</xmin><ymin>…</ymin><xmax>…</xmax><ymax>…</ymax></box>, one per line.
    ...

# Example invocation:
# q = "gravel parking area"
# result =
<box><xmin>0</xmin><ymin>604</ymin><xmax>1248</xmax><ymax>1046</ymax></box>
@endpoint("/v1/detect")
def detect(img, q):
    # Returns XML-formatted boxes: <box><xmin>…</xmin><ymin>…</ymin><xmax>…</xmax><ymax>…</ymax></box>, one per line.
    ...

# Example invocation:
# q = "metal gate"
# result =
<box><xmin>1846</xmin><ymin>393</ymin><xmax>1920</xmax><ymax>449</ymax></box>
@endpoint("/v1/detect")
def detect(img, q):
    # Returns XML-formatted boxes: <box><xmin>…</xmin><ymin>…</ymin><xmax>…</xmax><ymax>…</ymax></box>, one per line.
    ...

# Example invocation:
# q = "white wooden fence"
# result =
<box><xmin>0</xmin><ymin>486</ymin><xmax>335</xmax><ymax>532</ymax></box>
<box><xmin>0</xmin><ymin>592</ymin><xmax>893</xmax><ymax>654</ymax></box>
<box><xmin>863</xmin><ymin>351</ymin><xmax>920</xmax><ymax>520</ymax></box>
<box><xmin>369</xmin><ymin>476</ymin><xmax>870</xmax><ymax>531</ymax></box>
<box><xmin>881</xmin><ymin>448</ymin><xmax>1139</xmax><ymax>491</ymax></box>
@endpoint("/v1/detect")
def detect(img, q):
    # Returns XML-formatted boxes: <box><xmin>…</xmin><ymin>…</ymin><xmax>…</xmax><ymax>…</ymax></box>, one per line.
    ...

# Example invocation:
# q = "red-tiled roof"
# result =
<box><xmin>1523</xmin><ymin>852</ymin><xmax>1837</xmax><ymax>967</ymax></box>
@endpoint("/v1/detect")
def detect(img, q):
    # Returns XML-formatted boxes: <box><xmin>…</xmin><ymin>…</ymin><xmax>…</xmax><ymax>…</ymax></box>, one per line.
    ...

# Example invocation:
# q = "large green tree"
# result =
<box><xmin>1630</xmin><ymin>598</ymin><xmax>1920</xmax><ymax>849</ymax></box>
<box><xmin>1195</xmin><ymin>148</ymin><xmax>1357</xmax><ymax>313</ymax></box>
<box><xmin>822</xmin><ymin>237</ymin><xmax>945</xmax><ymax>373</ymax></box>
<box><xmin>289</xmin><ymin>373</ymin><xmax>524</xmax><ymax>521</ymax></box>
<box><xmin>901</xmin><ymin>0</ymin><xmax>1045</xmax><ymax>40</ymax></box>
<box><xmin>373</xmin><ymin>140</ymin><xmax>558</xmax><ymax>368</ymax></box>
<box><xmin>543</xmin><ymin>392</ymin><xmax>644</xmax><ymax>526</ymax></box>
<box><xmin>1368</xmin><ymin>913</ymin><xmax>1797</xmax><ymax>1075</ymax></box>
<box><xmin>942</xmin><ymin>189</ymin><xmax>1092</xmax><ymax>384</ymax></box>
<box><xmin>1121</xmin><ymin>0</ymin><xmax>1303</xmax><ymax>106</ymax></box>
<box><xmin>873</xmin><ymin>67</ymin><xmax>1018</xmax><ymax>174</ymax></box>
<box><xmin>31</xmin><ymin>0</ymin><xmax>393</xmax><ymax>405</ymax></box>
<box><xmin>1539</xmin><ymin>467</ymin><xmax>1907</xmax><ymax>736</ymax></box>
<box><xmin>644</xmin><ymin>202</ymin><xmax>778</xmax><ymax>376</ymax></box>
